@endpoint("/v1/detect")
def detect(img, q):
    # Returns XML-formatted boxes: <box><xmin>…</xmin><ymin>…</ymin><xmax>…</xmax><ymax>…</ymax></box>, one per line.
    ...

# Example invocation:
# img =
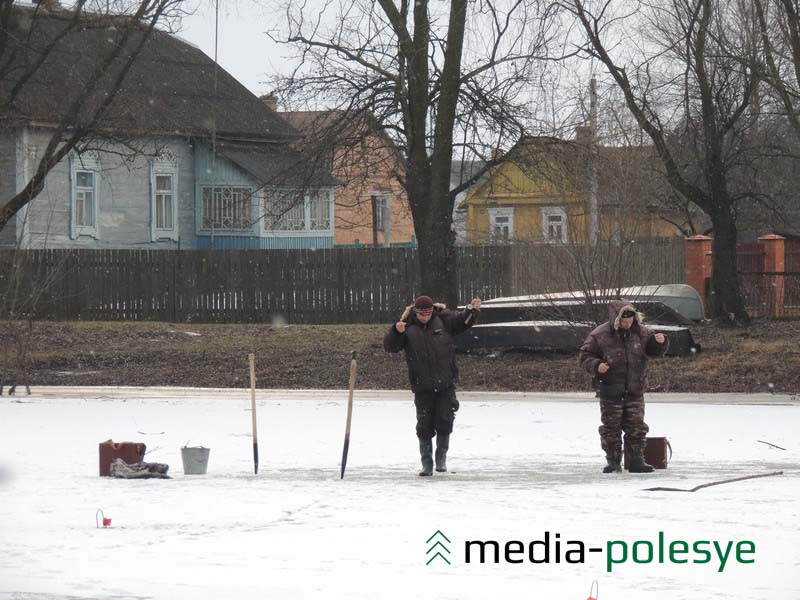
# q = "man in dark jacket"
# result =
<box><xmin>384</xmin><ymin>294</ymin><xmax>481</xmax><ymax>476</ymax></box>
<box><xmin>579</xmin><ymin>299</ymin><xmax>669</xmax><ymax>473</ymax></box>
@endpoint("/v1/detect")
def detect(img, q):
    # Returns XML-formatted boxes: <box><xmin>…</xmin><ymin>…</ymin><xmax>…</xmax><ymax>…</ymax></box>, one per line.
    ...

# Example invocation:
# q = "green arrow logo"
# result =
<box><xmin>426</xmin><ymin>530</ymin><xmax>452</xmax><ymax>565</ymax></box>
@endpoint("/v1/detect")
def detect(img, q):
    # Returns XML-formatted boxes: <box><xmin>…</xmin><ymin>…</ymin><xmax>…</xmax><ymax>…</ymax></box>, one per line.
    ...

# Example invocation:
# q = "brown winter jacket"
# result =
<box><xmin>383</xmin><ymin>303</ymin><xmax>479</xmax><ymax>393</ymax></box>
<box><xmin>578</xmin><ymin>299</ymin><xmax>669</xmax><ymax>399</ymax></box>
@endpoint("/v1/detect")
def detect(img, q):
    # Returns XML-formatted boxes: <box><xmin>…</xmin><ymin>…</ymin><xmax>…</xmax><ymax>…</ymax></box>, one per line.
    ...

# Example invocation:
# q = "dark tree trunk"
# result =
<box><xmin>408</xmin><ymin>154</ymin><xmax>459</xmax><ymax>306</ymax></box>
<box><xmin>573</xmin><ymin>0</ymin><xmax>751</xmax><ymax>326</ymax></box>
<box><xmin>413</xmin><ymin>195</ymin><xmax>458</xmax><ymax>307</ymax></box>
<box><xmin>708</xmin><ymin>207</ymin><xmax>749</xmax><ymax>323</ymax></box>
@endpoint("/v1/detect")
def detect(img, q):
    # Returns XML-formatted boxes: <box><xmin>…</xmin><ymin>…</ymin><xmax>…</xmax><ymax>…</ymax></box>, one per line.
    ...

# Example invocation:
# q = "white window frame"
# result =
<box><xmin>489</xmin><ymin>207</ymin><xmax>514</xmax><ymax>242</ymax></box>
<box><xmin>263</xmin><ymin>188</ymin><xmax>306</xmax><ymax>231</ymax></box>
<box><xmin>308</xmin><ymin>189</ymin><xmax>332</xmax><ymax>231</ymax></box>
<box><xmin>372</xmin><ymin>192</ymin><xmax>391</xmax><ymax>232</ymax></box>
<box><xmin>541</xmin><ymin>206</ymin><xmax>568</xmax><ymax>244</ymax></box>
<box><xmin>262</xmin><ymin>188</ymin><xmax>334</xmax><ymax>236</ymax></box>
<box><xmin>69</xmin><ymin>154</ymin><xmax>100</xmax><ymax>240</ymax></box>
<box><xmin>200</xmin><ymin>185</ymin><xmax>254</xmax><ymax>231</ymax></box>
<box><xmin>150</xmin><ymin>157</ymin><xmax>179</xmax><ymax>242</ymax></box>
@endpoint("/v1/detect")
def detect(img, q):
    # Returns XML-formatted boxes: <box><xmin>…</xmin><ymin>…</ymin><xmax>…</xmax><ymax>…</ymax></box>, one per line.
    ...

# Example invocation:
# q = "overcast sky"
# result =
<box><xmin>178</xmin><ymin>0</ymin><xmax>292</xmax><ymax>99</ymax></box>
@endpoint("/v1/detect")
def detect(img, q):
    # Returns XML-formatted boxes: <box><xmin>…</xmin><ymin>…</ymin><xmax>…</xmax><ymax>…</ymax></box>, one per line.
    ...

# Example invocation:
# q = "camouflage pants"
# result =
<box><xmin>414</xmin><ymin>387</ymin><xmax>459</xmax><ymax>439</ymax></box>
<box><xmin>598</xmin><ymin>394</ymin><xmax>649</xmax><ymax>456</ymax></box>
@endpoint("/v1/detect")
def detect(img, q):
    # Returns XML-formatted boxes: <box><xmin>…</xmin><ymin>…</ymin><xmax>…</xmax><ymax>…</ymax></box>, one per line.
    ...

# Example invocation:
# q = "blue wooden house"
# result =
<box><xmin>0</xmin><ymin>4</ymin><xmax>336</xmax><ymax>250</ymax></box>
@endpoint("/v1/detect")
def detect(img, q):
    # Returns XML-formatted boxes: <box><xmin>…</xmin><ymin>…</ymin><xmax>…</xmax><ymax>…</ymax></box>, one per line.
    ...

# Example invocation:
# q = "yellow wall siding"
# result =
<box><xmin>463</xmin><ymin>140</ymin><xmax>685</xmax><ymax>245</ymax></box>
<box><xmin>473</xmin><ymin>160</ymin><xmax>575</xmax><ymax>199</ymax></box>
<box><xmin>467</xmin><ymin>201</ymin><xmax>681</xmax><ymax>245</ymax></box>
<box><xmin>466</xmin><ymin>202</ymin><xmax>593</xmax><ymax>244</ymax></box>
<box><xmin>466</xmin><ymin>205</ymin><xmax>490</xmax><ymax>244</ymax></box>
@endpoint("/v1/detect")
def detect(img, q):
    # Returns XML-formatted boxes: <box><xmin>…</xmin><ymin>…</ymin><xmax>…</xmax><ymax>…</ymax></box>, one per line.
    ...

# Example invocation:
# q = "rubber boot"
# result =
<box><xmin>435</xmin><ymin>433</ymin><xmax>449</xmax><ymax>472</ymax></box>
<box><xmin>419</xmin><ymin>438</ymin><xmax>434</xmax><ymax>476</ymax></box>
<box><xmin>628</xmin><ymin>447</ymin><xmax>654</xmax><ymax>473</ymax></box>
<box><xmin>603</xmin><ymin>447</ymin><xmax>622</xmax><ymax>473</ymax></box>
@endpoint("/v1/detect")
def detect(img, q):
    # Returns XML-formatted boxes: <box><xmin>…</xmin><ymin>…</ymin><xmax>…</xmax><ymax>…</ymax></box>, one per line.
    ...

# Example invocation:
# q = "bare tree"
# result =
<box><xmin>753</xmin><ymin>0</ymin><xmax>800</xmax><ymax>138</ymax></box>
<box><xmin>482</xmin><ymin>129</ymin><xmax>688</xmax><ymax>324</ymax></box>
<box><xmin>0</xmin><ymin>0</ymin><xmax>187</xmax><ymax>233</ymax></box>
<box><xmin>278</xmin><ymin>109</ymin><xmax>411</xmax><ymax>247</ymax></box>
<box><xmin>269</xmin><ymin>0</ymin><xmax>569</xmax><ymax>305</ymax></box>
<box><xmin>0</xmin><ymin>215</ymin><xmax>69</xmax><ymax>394</ymax></box>
<box><xmin>569</xmin><ymin>0</ymin><xmax>761</xmax><ymax>323</ymax></box>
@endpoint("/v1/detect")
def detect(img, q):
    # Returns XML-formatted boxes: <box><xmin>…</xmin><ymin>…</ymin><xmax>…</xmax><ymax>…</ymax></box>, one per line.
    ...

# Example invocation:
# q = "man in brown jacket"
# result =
<box><xmin>579</xmin><ymin>299</ymin><xmax>669</xmax><ymax>473</ymax></box>
<box><xmin>384</xmin><ymin>295</ymin><xmax>481</xmax><ymax>476</ymax></box>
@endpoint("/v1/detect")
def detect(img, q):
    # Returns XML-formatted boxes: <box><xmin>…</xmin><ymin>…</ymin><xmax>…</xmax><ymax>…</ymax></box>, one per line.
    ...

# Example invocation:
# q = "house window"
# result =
<box><xmin>265</xmin><ymin>190</ymin><xmax>305</xmax><ymax>231</ymax></box>
<box><xmin>75</xmin><ymin>171</ymin><xmax>95</xmax><ymax>227</ymax></box>
<box><xmin>155</xmin><ymin>175</ymin><xmax>174</xmax><ymax>229</ymax></box>
<box><xmin>542</xmin><ymin>206</ymin><xmax>567</xmax><ymax>243</ymax></box>
<box><xmin>150</xmin><ymin>157</ymin><xmax>179</xmax><ymax>241</ymax></box>
<box><xmin>309</xmin><ymin>190</ymin><xmax>331</xmax><ymax>230</ymax></box>
<box><xmin>372</xmin><ymin>193</ymin><xmax>390</xmax><ymax>231</ymax></box>
<box><xmin>70</xmin><ymin>154</ymin><xmax>100</xmax><ymax>239</ymax></box>
<box><xmin>263</xmin><ymin>189</ymin><xmax>333</xmax><ymax>233</ymax></box>
<box><xmin>202</xmin><ymin>186</ymin><xmax>252</xmax><ymax>229</ymax></box>
<box><xmin>489</xmin><ymin>207</ymin><xmax>514</xmax><ymax>242</ymax></box>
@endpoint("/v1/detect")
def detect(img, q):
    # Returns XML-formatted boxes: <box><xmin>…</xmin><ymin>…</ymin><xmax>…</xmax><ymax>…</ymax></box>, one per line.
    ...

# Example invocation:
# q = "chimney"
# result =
<box><xmin>259</xmin><ymin>93</ymin><xmax>278</xmax><ymax>112</ymax></box>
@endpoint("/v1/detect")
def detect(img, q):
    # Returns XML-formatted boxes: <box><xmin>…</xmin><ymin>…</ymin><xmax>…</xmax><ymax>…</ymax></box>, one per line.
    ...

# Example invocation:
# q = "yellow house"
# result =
<box><xmin>462</xmin><ymin>132</ymin><xmax>683</xmax><ymax>245</ymax></box>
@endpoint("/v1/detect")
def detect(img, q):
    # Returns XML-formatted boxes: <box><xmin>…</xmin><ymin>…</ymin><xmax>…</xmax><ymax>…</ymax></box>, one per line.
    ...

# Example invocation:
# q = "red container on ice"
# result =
<box><xmin>99</xmin><ymin>440</ymin><xmax>146</xmax><ymax>476</ymax></box>
<box><xmin>623</xmin><ymin>436</ymin><xmax>672</xmax><ymax>470</ymax></box>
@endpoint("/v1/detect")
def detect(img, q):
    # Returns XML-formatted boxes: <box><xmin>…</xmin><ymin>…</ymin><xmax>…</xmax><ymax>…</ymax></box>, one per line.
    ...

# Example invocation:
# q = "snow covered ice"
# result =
<box><xmin>0</xmin><ymin>388</ymin><xmax>798</xmax><ymax>600</ymax></box>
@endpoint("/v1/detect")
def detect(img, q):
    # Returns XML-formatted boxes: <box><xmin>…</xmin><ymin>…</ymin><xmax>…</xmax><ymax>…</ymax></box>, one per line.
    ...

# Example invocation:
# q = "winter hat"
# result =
<box><xmin>414</xmin><ymin>295</ymin><xmax>434</xmax><ymax>310</ymax></box>
<box><xmin>613</xmin><ymin>303</ymin><xmax>642</xmax><ymax>330</ymax></box>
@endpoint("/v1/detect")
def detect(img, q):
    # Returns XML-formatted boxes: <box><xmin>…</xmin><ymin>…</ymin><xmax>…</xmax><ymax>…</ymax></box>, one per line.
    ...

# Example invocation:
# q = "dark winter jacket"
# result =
<box><xmin>384</xmin><ymin>303</ymin><xmax>479</xmax><ymax>393</ymax></box>
<box><xmin>578</xmin><ymin>299</ymin><xmax>669</xmax><ymax>399</ymax></box>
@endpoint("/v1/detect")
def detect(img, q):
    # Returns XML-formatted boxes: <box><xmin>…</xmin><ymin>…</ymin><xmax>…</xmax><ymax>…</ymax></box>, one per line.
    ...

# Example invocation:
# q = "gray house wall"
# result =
<box><xmin>12</xmin><ymin>127</ymin><xmax>195</xmax><ymax>249</ymax></box>
<box><xmin>2</xmin><ymin>128</ymin><xmax>335</xmax><ymax>250</ymax></box>
<box><xmin>0</xmin><ymin>131</ymin><xmax>17</xmax><ymax>246</ymax></box>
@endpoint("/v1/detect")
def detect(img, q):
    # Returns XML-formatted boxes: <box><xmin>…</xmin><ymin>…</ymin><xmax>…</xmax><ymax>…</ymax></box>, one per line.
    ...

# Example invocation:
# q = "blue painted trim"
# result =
<box><xmin>196</xmin><ymin>235</ymin><xmax>333</xmax><ymax>249</ymax></box>
<box><xmin>335</xmin><ymin>241</ymin><xmax>417</xmax><ymax>249</ymax></box>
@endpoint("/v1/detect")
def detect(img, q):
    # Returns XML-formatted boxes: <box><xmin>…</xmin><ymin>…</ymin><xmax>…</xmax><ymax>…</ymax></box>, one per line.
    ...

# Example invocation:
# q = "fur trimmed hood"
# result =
<box><xmin>400</xmin><ymin>302</ymin><xmax>446</xmax><ymax>323</ymax></box>
<box><xmin>608</xmin><ymin>299</ymin><xmax>644</xmax><ymax>330</ymax></box>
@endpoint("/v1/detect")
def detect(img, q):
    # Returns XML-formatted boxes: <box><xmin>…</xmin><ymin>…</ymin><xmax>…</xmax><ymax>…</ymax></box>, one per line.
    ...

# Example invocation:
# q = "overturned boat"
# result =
<box><xmin>457</xmin><ymin>284</ymin><xmax>702</xmax><ymax>356</ymax></box>
<box><xmin>480</xmin><ymin>284</ymin><xmax>705</xmax><ymax>322</ymax></box>
<box><xmin>454</xmin><ymin>320</ymin><xmax>698</xmax><ymax>356</ymax></box>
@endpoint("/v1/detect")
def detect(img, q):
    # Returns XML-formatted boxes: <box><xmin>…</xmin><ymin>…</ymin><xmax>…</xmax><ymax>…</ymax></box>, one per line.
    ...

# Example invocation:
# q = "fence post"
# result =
<box><xmin>758</xmin><ymin>234</ymin><xmax>786</xmax><ymax>318</ymax></box>
<box><xmin>686</xmin><ymin>235</ymin><xmax>713</xmax><ymax>306</ymax></box>
<box><xmin>170</xmin><ymin>251</ymin><xmax>178</xmax><ymax>324</ymax></box>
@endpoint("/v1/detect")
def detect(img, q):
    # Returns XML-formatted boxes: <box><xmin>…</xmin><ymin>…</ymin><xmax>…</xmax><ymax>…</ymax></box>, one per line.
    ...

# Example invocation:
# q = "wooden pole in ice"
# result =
<box><xmin>249</xmin><ymin>353</ymin><xmax>259</xmax><ymax>474</ymax></box>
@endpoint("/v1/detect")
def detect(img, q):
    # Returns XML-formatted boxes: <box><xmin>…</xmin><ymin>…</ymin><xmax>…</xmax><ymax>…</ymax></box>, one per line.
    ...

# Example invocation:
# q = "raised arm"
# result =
<box><xmin>383</xmin><ymin>322</ymin><xmax>408</xmax><ymax>353</ymax></box>
<box><xmin>442</xmin><ymin>297</ymin><xmax>481</xmax><ymax>337</ymax></box>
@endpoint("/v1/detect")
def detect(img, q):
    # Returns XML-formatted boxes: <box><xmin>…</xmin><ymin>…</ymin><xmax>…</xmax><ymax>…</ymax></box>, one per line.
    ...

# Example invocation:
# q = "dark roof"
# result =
<box><xmin>215</xmin><ymin>140</ymin><xmax>338</xmax><ymax>187</ymax></box>
<box><xmin>1</xmin><ymin>5</ymin><xmax>296</xmax><ymax>140</ymax></box>
<box><xmin>282</xmin><ymin>109</ymin><xmax>403</xmax><ymax>159</ymax></box>
<box><xmin>281</xmin><ymin>109</ymin><xmax>404</xmax><ymax>184</ymax></box>
<box><xmin>451</xmin><ymin>160</ymin><xmax>485</xmax><ymax>186</ymax></box>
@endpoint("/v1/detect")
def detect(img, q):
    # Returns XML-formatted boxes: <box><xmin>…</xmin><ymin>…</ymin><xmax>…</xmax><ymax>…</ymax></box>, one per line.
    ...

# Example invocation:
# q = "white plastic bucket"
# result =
<box><xmin>181</xmin><ymin>446</ymin><xmax>210</xmax><ymax>475</ymax></box>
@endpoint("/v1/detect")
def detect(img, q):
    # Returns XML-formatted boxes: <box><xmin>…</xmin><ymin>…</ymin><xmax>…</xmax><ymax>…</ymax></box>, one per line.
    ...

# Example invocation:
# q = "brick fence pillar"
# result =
<box><xmin>686</xmin><ymin>235</ymin><xmax>713</xmax><ymax>305</ymax></box>
<box><xmin>758</xmin><ymin>234</ymin><xmax>786</xmax><ymax>318</ymax></box>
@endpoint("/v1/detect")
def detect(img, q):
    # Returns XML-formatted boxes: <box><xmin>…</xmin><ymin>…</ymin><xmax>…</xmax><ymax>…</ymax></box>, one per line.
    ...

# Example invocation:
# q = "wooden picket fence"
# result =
<box><xmin>0</xmin><ymin>241</ymin><xmax>685</xmax><ymax>324</ymax></box>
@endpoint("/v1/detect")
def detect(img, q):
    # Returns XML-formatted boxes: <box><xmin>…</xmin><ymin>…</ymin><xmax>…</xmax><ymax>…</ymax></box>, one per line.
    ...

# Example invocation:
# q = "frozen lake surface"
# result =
<box><xmin>0</xmin><ymin>388</ymin><xmax>798</xmax><ymax>600</ymax></box>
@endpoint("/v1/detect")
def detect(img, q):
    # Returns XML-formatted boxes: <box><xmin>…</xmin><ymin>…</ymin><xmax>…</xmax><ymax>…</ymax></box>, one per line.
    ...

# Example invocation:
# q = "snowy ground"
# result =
<box><xmin>0</xmin><ymin>388</ymin><xmax>798</xmax><ymax>600</ymax></box>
